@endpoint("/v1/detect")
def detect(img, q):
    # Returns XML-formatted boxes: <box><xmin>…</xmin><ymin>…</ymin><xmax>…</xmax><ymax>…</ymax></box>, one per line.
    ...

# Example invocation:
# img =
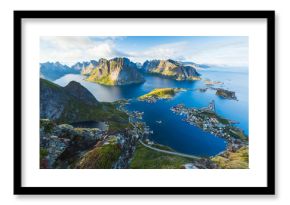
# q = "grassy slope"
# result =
<box><xmin>201</xmin><ymin>110</ymin><xmax>230</xmax><ymax>125</ymax></box>
<box><xmin>129</xmin><ymin>143</ymin><xmax>192</xmax><ymax>169</ymax></box>
<box><xmin>211</xmin><ymin>146</ymin><xmax>249</xmax><ymax>169</ymax></box>
<box><xmin>153</xmin><ymin>69</ymin><xmax>176</xmax><ymax>77</ymax></box>
<box><xmin>76</xmin><ymin>143</ymin><xmax>122</xmax><ymax>169</ymax></box>
<box><xmin>139</xmin><ymin>88</ymin><xmax>178</xmax><ymax>100</ymax></box>
<box><xmin>87</xmin><ymin>74</ymin><xmax>115</xmax><ymax>86</ymax></box>
<box><xmin>85</xmin><ymin>65</ymin><xmax>116</xmax><ymax>85</ymax></box>
<box><xmin>229</xmin><ymin>128</ymin><xmax>247</xmax><ymax>140</ymax></box>
<box><xmin>41</xmin><ymin>78</ymin><xmax>62</xmax><ymax>89</ymax></box>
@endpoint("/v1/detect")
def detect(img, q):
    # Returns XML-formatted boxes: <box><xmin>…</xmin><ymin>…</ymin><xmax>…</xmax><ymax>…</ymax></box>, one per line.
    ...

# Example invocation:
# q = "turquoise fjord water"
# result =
<box><xmin>54</xmin><ymin>68</ymin><xmax>248</xmax><ymax>157</ymax></box>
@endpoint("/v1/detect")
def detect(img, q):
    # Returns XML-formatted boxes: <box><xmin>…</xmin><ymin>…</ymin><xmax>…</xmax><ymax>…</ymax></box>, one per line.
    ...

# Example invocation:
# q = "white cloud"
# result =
<box><xmin>129</xmin><ymin>42</ymin><xmax>188</xmax><ymax>63</ymax></box>
<box><xmin>40</xmin><ymin>36</ymin><xmax>129</xmax><ymax>66</ymax></box>
<box><xmin>128</xmin><ymin>40</ymin><xmax>248</xmax><ymax>67</ymax></box>
<box><xmin>187</xmin><ymin>41</ymin><xmax>248</xmax><ymax>67</ymax></box>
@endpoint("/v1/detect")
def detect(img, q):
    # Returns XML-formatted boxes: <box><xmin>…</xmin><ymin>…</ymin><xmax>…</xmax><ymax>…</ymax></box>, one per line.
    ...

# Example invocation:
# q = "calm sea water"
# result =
<box><xmin>54</xmin><ymin>68</ymin><xmax>248</xmax><ymax>157</ymax></box>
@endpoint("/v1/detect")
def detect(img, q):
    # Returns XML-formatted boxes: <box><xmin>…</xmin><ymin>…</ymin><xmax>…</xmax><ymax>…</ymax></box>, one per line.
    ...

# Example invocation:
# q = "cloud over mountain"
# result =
<box><xmin>40</xmin><ymin>36</ymin><xmax>130</xmax><ymax>65</ymax></box>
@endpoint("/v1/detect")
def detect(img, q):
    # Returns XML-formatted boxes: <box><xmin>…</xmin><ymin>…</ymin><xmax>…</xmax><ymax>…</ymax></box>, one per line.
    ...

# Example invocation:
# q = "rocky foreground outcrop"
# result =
<box><xmin>86</xmin><ymin>58</ymin><xmax>145</xmax><ymax>85</ymax></box>
<box><xmin>141</xmin><ymin>59</ymin><xmax>201</xmax><ymax>81</ymax></box>
<box><xmin>40</xmin><ymin>117</ymin><xmax>144</xmax><ymax>169</ymax></box>
<box><xmin>40</xmin><ymin>119</ymin><xmax>104</xmax><ymax>168</ymax></box>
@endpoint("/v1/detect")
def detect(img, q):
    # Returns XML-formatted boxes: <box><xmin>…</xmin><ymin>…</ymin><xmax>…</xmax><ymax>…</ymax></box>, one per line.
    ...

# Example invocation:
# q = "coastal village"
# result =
<box><xmin>114</xmin><ymin>85</ymin><xmax>248</xmax><ymax>169</ymax></box>
<box><xmin>170</xmin><ymin>100</ymin><xmax>248</xmax><ymax>152</ymax></box>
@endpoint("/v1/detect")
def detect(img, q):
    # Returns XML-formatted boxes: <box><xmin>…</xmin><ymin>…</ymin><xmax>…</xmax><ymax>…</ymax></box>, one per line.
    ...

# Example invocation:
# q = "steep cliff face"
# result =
<box><xmin>71</xmin><ymin>60</ymin><xmax>99</xmax><ymax>76</ymax></box>
<box><xmin>40</xmin><ymin>62</ymin><xmax>80</xmax><ymax>81</ymax></box>
<box><xmin>40</xmin><ymin>78</ymin><xmax>68</xmax><ymax>120</ymax></box>
<box><xmin>86</xmin><ymin>58</ymin><xmax>145</xmax><ymax>85</ymax></box>
<box><xmin>142</xmin><ymin>59</ymin><xmax>201</xmax><ymax>80</ymax></box>
<box><xmin>40</xmin><ymin>78</ymin><xmax>128</xmax><ymax>124</ymax></box>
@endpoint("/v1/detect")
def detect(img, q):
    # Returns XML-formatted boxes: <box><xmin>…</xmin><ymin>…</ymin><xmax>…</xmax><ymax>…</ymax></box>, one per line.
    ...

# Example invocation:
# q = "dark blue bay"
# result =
<box><xmin>54</xmin><ymin>68</ymin><xmax>248</xmax><ymax>157</ymax></box>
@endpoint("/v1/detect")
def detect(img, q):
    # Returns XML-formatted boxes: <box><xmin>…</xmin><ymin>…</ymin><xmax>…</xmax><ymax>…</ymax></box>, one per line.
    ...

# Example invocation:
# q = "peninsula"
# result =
<box><xmin>170</xmin><ymin>101</ymin><xmax>248</xmax><ymax>150</ymax></box>
<box><xmin>170</xmin><ymin>101</ymin><xmax>248</xmax><ymax>168</ymax></box>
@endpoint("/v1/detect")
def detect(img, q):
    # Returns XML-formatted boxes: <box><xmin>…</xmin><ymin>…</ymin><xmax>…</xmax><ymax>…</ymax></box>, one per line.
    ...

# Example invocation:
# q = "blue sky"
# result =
<box><xmin>40</xmin><ymin>36</ymin><xmax>248</xmax><ymax>67</ymax></box>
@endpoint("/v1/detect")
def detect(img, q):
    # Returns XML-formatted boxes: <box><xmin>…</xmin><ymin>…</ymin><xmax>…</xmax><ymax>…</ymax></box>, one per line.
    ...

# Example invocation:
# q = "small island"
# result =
<box><xmin>197</xmin><ymin>88</ymin><xmax>208</xmax><ymax>93</ymax></box>
<box><xmin>215</xmin><ymin>88</ymin><xmax>237</xmax><ymax>100</ymax></box>
<box><xmin>138</xmin><ymin>88</ymin><xmax>185</xmax><ymax>103</ymax></box>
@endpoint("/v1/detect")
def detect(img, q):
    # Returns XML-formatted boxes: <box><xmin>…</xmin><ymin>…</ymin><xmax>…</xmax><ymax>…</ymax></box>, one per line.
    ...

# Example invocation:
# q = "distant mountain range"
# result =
<box><xmin>40</xmin><ymin>62</ymin><xmax>80</xmax><ymax>81</ymax></box>
<box><xmin>40</xmin><ymin>58</ymin><xmax>207</xmax><ymax>85</ymax></box>
<box><xmin>181</xmin><ymin>61</ymin><xmax>210</xmax><ymax>69</ymax></box>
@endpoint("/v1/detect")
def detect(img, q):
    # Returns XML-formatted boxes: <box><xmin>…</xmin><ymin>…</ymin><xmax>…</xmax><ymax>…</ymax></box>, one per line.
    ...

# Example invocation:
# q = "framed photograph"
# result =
<box><xmin>14</xmin><ymin>10</ymin><xmax>275</xmax><ymax>195</ymax></box>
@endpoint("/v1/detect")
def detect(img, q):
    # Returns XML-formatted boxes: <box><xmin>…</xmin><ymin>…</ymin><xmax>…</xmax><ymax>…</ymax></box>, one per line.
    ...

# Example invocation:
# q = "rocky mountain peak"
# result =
<box><xmin>40</xmin><ymin>62</ymin><xmax>80</xmax><ymax>81</ymax></box>
<box><xmin>86</xmin><ymin>57</ymin><xmax>145</xmax><ymax>86</ymax></box>
<box><xmin>64</xmin><ymin>81</ymin><xmax>98</xmax><ymax>105</ymax></box>
<box><xmin>141</xmin><ymin>59</ymin><xmax>201</xmax><ymax>81</ymax></box>
<box><xmin>40</xmin><ymin>78</ymin><xmax>102</xmax><ymax>122</ymax></box>
<box><xmin>98</xmin><ymin>58</ymin><xmax>109</xmax><ymax>64</ymax></box>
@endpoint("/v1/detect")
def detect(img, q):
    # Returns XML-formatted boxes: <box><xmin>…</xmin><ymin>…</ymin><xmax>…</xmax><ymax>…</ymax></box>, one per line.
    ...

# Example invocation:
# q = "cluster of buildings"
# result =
<box><xmin>139</xmin><ymin>96</ymin><xmax>158</xmax><ymax>103</ymax></box>
<box><xmin>131</xmin><ymin>111</ymin><xmax>144</xmax><ymax>120</ymax></box>
<box><xmin>171</xmin><ymin>102</ymin><xmax>247</xmax><ymax>151</ymax></box>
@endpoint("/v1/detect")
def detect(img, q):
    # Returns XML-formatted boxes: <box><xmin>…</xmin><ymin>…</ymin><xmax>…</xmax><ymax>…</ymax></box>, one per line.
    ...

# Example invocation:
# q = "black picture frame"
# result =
<box><xmin>14</xmin><ymin>10</ymin><xmax>275</xmax><ymax>195</ymax></box>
